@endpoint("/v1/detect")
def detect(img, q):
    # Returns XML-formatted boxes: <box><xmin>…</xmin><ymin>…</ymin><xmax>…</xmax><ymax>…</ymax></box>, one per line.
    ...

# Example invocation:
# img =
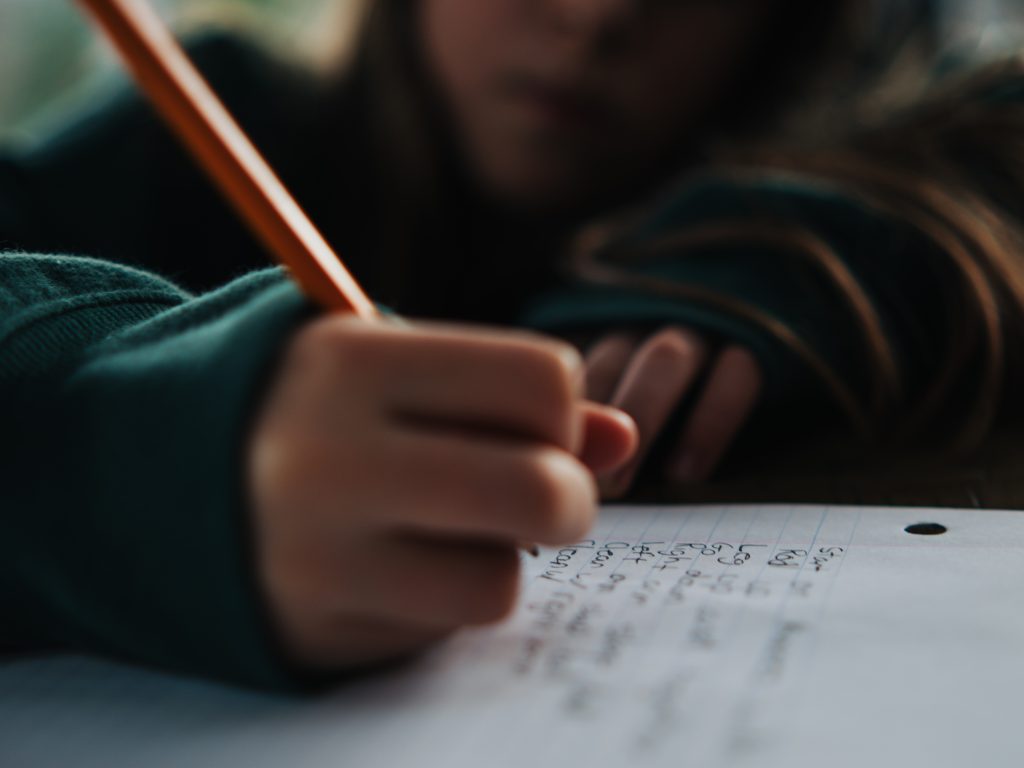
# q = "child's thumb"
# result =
<box><xmin>576</xmin><ymin>402</ymin><xmax>639</xmax><ymax>476</ymax></box>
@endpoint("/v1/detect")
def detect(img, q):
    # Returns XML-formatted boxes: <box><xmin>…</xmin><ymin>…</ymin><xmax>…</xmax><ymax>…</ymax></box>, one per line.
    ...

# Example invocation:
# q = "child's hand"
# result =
<box><xmin>249</xmin><ymin>316</ymin><xmax>637</xmax><ymax>672</ymax></box>
<box><xmin>584</xmin><ymin>326</ymin><xmax>762</xmax><ymax>496</ymax></box>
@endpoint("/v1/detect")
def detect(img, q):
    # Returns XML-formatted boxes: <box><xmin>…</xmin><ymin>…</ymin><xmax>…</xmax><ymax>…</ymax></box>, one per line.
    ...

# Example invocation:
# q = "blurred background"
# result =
<box><xmin>2</xmin><ymin>0</ymin><xmax>1024</xmax><ymax>144</ymax></box>
<box><xmin>0</xmin><ymin>0</ymin><xmax>353</xmax><ymax>144</ymax></box>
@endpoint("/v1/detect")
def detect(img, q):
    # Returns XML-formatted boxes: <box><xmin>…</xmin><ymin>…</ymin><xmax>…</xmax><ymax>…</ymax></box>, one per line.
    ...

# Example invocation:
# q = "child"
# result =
<box><xmin>2</xmin><ymin>0</ymin><xmax>1019</xmax><ymax>689</ymax></box>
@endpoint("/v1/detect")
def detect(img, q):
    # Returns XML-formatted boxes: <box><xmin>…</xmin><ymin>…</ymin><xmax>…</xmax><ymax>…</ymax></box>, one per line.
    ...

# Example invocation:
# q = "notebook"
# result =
<box><xmin>3</xmin><ymin>504</ymin><xmax>1023</xmax><ymax>768</ymax></box>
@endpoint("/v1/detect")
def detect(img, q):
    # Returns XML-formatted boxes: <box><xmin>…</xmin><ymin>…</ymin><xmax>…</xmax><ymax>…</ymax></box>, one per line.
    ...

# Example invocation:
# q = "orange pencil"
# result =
<box><xmin>75</xmin><ymin>0</ymin><xmax>378</xmax><ymax>319</ymax></box>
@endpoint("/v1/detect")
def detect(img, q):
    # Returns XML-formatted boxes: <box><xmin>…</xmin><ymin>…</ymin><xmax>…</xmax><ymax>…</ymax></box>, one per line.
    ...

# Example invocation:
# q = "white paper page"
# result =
<box><xmin>3</xmin><ymin>504</ymin><xmax>1024</xmax><ymax>768</ymax></box>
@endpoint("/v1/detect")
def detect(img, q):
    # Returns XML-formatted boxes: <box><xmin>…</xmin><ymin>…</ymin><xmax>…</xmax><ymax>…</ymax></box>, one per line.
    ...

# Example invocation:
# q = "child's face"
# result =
<box><xmin>421</xmin><ymin>0</ymin><xmax>769</xmax><ymax>212</ymax></box>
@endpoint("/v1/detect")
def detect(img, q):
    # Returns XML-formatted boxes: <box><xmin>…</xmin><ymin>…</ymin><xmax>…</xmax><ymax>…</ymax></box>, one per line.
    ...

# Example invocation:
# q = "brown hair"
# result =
<box><xmin>760</xmin><ymin>60</ymin><xmax>1024</xmax><ymax>449</ymax></box>
<box><xmin>574</xmin><ymin>54</ymin><xmax>1024</xmax><ymax>451</ymax></box>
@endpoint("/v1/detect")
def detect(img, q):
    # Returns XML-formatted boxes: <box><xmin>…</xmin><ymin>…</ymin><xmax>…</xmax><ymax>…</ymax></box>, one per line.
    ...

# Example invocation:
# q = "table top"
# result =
<box><xmin>646</xmin><ymin>429</ymin><xmax>1024</xmax><ymax>510</ymax></box>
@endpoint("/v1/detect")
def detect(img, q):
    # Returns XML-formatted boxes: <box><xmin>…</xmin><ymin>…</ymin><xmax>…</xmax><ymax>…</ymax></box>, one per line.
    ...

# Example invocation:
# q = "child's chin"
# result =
<box><xmin>476</xmin><ymin>162</ymin><xmax>597</xmax><ymax>216</ymax></box>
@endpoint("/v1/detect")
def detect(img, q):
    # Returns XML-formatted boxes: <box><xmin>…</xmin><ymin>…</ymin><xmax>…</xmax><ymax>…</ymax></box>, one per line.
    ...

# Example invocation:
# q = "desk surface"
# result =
<box><xmin>652</xmin><ymin>429</ymin><xmax>1024</xmax><ymax>510</ymax></box>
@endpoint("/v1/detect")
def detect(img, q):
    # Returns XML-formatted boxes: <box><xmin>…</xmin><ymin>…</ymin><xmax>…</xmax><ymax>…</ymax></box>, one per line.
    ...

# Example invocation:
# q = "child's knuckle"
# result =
<box><xmin>297</xmin><ymin>315</ymin><xmax>347</xmax><ymax>349</ymax></box>
<box><xmin>512</xmin><ymin>337</ymin><xmax>581</xmax><ymax>391</ymax></box>
<box><xmin>326</xmin><ymin>329</ymin><xmax>373</xmax><ymax>370</ymax></box>
<box><xmin>301</xmin><ymin>317</ymin><xmax>385</xmax><ymax>370</ymax></box>
<box><xmin>545</xmin><ymin>338</ymin><xmax>584</xmax><ymax>380</ymax></box>
<box><xmin>520</xmin><ymin>452</ymin><xmax>567</xmax><ymax>520</ymax></box>
<box><xmin>518</xmin><ymin>449</ymin><xmax>591</xmax><ymax>541</ymax></box>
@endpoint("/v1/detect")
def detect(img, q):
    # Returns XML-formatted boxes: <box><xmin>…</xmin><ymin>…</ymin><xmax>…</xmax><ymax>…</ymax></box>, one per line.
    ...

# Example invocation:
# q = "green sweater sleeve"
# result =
<box><xmin>522</xmin><ymin>173</ymin><xmax>953</xmax><ymax>438</ymax></box>
<box><xmin>524</xmin><ymin>68</ymin><xmax>1024</xmax><ymax>441</ymax></box>
<box><xmin>0</xmin><ymin>254</ymin><xmax>314</xmax><ymax>690</ymax></box>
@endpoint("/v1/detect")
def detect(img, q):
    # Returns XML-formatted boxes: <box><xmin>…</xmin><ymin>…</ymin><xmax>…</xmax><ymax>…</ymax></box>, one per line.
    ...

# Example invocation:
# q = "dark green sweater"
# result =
<box><xmin>0</xmin><ymin>255</ymin><xmax>311</xmax><ymax>689</ymax></box>
<box><xmin>1</xmin><ymin>35</ymin><xmax>1016</xmax><ymax>690</ymax></box>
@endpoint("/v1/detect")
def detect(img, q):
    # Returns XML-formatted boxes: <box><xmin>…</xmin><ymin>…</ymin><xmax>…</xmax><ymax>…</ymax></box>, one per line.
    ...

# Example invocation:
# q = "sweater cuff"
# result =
<box><xmin>8</xmin><ymin>271</ymin><xmax>314</xmax><ymax>690</ymax></box>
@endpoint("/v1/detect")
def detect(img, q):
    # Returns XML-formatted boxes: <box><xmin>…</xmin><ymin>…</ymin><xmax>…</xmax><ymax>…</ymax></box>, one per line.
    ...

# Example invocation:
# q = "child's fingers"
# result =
<box><xmin>338</xmin><ymin>536</ymin><xmax>522</xmax><ymax>628</ymax></box>
<box><xmin>338</xmin><ymin>428</ymin><xmax>598</xmax><ymax>546</ymax></box>
<box><xmin>253</xmin><ymin>316</ymin><xmax>632</xmax><ymax>671</ymax></box>
<box><xmin>313</xmin><ymin>317</ymin><xmax>584</xmax><ymax>451</ymax></box>
<box><xmin>275</xmin><ymin>535</ymin><xmax>519</xmax><ymax>668</ymax></box>
<box><xmin>666</xmin><ymin>346</ymin><xmax>762</xmax><ymax>483</ymax></box>
<box><xmin>279</xmin><ymin>613</ymin><xmax>454</xmax><ymax>671</ymax></box>
<box><xmin>584</xmin><ymin>332</ymin><xmax>639</xmax><ymax>402</ymax></box>
<box><xmin>577</xmin><ymin>401</ymin><xmax>639</xmax><ymax>475</ymax></box>
<box><xmin>259</xmin><ymin>529</ymin><xmax>519</xmax><ymax>664</ymax></box>
<box><xmin>605</xmin><ymin>327</ymin><xmax>709</xmax><ymax>496</ymax></box>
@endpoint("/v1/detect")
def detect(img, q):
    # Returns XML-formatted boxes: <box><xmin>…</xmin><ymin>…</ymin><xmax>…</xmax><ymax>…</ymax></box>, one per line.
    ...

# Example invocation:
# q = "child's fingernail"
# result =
<box><xmin>670</xmin><ymin>453</ymin><xmax>700</xmax><ymax>484</ymax></box>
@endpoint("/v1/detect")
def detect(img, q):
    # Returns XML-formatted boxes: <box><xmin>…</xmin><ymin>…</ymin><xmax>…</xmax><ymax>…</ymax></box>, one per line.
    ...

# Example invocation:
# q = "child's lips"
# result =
<box><xmin>503</xmin><ymin>75</ymin><xmax>614</xmax><ymax>134</ymax></box>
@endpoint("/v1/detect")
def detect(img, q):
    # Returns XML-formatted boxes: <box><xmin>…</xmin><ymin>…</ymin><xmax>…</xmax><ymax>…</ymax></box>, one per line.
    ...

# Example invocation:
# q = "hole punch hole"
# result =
<box><xmin>904</xmin><ymin>522</ymin><xmax>947</xmax><ymax>536</ymax></box>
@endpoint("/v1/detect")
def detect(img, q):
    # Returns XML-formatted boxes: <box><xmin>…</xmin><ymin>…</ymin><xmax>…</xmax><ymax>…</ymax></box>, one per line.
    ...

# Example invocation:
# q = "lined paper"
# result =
<box><xmin>3</xmin><ymin>504</ymin><xmax>1024</xmax><ymax>768</ymax></box>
